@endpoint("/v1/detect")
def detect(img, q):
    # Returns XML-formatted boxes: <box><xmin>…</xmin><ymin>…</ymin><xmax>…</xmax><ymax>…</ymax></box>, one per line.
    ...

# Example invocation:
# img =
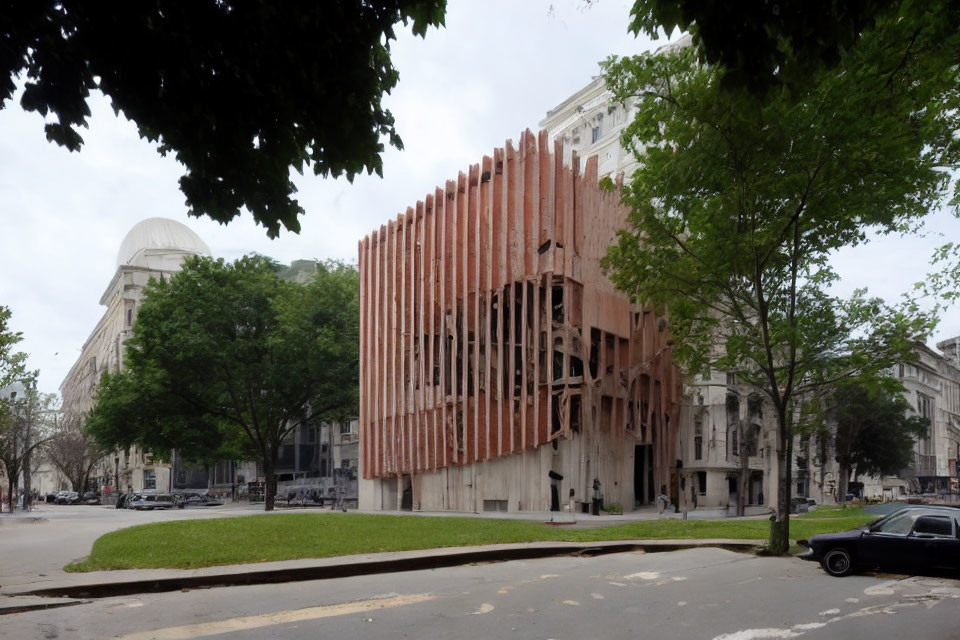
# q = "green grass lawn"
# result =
<box><xmin>65</xmin><ymin>507</ymin><xmax>878</xmax><ymax>572</ymax></box>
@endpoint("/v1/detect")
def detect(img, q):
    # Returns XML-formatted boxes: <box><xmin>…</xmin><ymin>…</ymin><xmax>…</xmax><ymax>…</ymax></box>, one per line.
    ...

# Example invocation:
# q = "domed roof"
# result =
<box><xmin>116</xmin><ymin>218</ymin><xmax>211</xmax><ymax>268</ymax></box>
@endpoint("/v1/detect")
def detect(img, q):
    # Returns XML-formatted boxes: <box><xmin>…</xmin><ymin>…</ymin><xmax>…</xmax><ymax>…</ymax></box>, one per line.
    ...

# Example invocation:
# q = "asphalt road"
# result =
<box><xmin>4</xmin><ymin>548</ymin><xmax>958</xmax><ymax>640</ymax></box>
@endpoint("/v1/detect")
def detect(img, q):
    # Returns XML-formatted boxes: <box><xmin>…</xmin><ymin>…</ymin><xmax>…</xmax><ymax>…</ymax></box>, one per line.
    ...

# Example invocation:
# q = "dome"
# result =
<box><xmin>116</xmin><ymin>218</ymin><xmax>211</xmax><ymax>269</ymax></box>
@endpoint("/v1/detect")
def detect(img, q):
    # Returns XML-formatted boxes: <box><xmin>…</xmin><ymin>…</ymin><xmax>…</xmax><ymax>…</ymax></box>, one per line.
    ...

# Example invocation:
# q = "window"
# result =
<box><xmin>696</xmin><ymin>471</ymin><xmax>706</xmax><ymax>495</ymax></box>
<box><xmin>143</xmin><ymin>469</ymin><xmax>156</xmax><ymax>490</ymax></box>
<box><xmin>694</xmin><ymin>420</ymin><xmax>703</xmax><ymax>460</ymax></box>
<box><xmin>917</xmin><ymin>392</ymin><xmax>935</xmax><ymax>455</ymax></box>
<box><xmin>591</xmin><ymin>126</ymin><xmax>600</xmax><ymax>144</ymax></box>
<box><xmin>726</xmin><ymin>372</ymin><xmax>737</xmax><ymax>386</ymax></box>
<box><xmin>912</xmin><ymin>515</ymin><xmax>953</xmax><ymax>537</ymax></box>
<box><xmin>796</xmin><ymin>479</ymin><xmax>808</xmax><ymax>497</ymax></box>
<box><xmin>877</xmin><ymin>513</ymin><xmax>918</xmax><ymax>535</ymax></box>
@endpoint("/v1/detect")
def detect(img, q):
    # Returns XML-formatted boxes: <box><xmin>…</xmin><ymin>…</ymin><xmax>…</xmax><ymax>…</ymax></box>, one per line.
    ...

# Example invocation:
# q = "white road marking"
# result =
<box><xmin>624</xmin><ymin>571</ymin><xmax>660</xmax><ymax>580</ymax></box>
<box><xmin>562</xmin><ymin>600</ymin><xmax>579</xmax><ymax>606</ymax></box>
<box><xmin>712</xmin><ymin>577</ymin><xmax>960</xmax><ymax>640</ymax></box>
<box><xmin>713</xmin><ymin>627</ymin><xmax>803</xmax><ymax>639</ymax></box>
<box><xmin>115</xmin><ymin>593</ymin><xmax>436</xmax><ymax>640</ymax></box>
<box><xmin>591</xmin><ymin>593</ymin><xmax>604</xmax><ymax>600</ymax></box>
<box><xmin>471</xmin><ymin>603</ymin><xmax>495</xmax><ymax>615</ymax></box>
<box><xmin>864</xmin><ymin>581</ymin><xmax>898</xmax><ymax>596</ymax></box>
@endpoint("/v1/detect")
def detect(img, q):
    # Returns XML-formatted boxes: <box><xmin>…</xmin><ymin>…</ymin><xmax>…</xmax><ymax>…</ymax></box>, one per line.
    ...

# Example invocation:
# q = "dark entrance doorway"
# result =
<box><xmin>549</xmin><ymin>470</ymin><xmax>563</xmax><ymax>512</ymax></box>
<box><xmin>634</xmin><ymin>444</ymin><xmax>654</xmax><ymax>506</ymax></box>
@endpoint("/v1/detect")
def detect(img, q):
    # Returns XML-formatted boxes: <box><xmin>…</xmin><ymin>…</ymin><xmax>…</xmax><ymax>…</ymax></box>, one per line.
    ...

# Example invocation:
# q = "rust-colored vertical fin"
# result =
<box><xmin>468</xmin><ymin>164</ymin><xmax>481</xmax><ymax>465</ymax></box>
<box><xmin>386</xmin><ymin>219</ymin><xmax>396</xmax><ymax>475</ymax></box>
<box><xmin>553</xmin><ymin>137</ymin><xmax>565</xmax><ymax>276</ymax></box>
<box><xmin>426</xmin><ymin>192</ymin><xmax>437</xmax><ymax>471</ymax></box>
<box><xmin>439</xmin><ymin>184</ymin><xmax>450</xmax><ymax>469</ymax></box>
<box><xmin>571</xmin><ymin>150</ymin><xmax>581</xmax><ymax>258</ymax></box>
<box><xmin>481</xmin><ymin>154</ymin><xmax>493</xmax><ymax>461</ymax></box>
<box><xmin>505</xmin><ymin>140</ymin><xmax>517</xmax><ymax>454</ymax></box>
<box><xmin>399</xmin><ymin>211</ymin><xmax>408</xmax><ymax>476</ymax></box>
<box><xmin>491</xmin><ymin>149</ymin><xmax>510</xmax><ymax>456</ymax></box>
<box><xmin>415</xmin><ymin>203</ymin><xmax>426</xmax><ymax>473</ymax></box>
<box><xmin>377</xmin><ymin>226</ymin><xmax>386</xmax><ymax>477</ymax></box>
<box><xmin>458</xmin><ymin>171</ymin><xmax>469</xmax><ymax>466</ymax></box>
<box><xmin>358</xmin><ymin>237</ymin><xmax>367</xmax><ymax>478</ymax></box>
<box><xmin>445</xmin><ymin>178</ymin><xmax>457</xmax><ymax>467</ymax></box>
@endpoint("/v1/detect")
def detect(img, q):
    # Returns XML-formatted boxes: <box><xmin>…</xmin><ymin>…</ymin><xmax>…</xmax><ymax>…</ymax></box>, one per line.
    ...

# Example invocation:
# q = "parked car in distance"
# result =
<box><xmin>128</xmin><ymin>493</ymin><xmax>177</xmax><ymax>510</ymax></box>
<box><xmin>45</xmin><ymin>492</ymin><xmax>58</xmax><ymax>503</ymax></box>
<box><xmin>176</xmin><ymin>492</ymin><xmax>224</xmax><ymax>508</ymax></box>
<box><xmin>55</xmin><ymin>491</ymin><xmax>80</xmax><ymax>505</ymax></box>
<box><xmin>81</xmin><ymin>491</ymin><xmax>101</xmax><ymax>505</ymax></box>
<box><xmin>115</xmin><ymin>492</ymin><xmax>135</xmax><ymax>509</ymax></box>
<box><xmin>798</xmin><ymin>506</ymin><xmax>960</xmax><ymax>577</ymax></box>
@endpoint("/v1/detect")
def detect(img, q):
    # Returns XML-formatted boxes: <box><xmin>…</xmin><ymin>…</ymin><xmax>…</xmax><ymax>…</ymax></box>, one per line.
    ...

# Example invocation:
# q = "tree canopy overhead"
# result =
<box><xmin>628</xmin><ymin>0</ymin><xmax>960</xmax><ymax>90</ymax></box>
<box><xmin>1</xmin><ymin>1</ymin><xmax>446</xmax><ymax>237</ymax></box>
<box><xmin>602</xmin><ymin>16</ymin><xmax>958</xmax><ymax>551</ymax></box>
<box><xmin>85</xmin><ymin>256</ymin><xmax>359</xmax><ymax>510</ymax></box>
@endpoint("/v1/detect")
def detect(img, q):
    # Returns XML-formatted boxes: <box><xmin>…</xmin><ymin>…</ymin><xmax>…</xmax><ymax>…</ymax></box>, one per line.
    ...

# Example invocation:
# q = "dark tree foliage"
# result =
<box><xmin>831</xmin><ymin>380</ymin><xmax>929</xmax><ymax>502</ymax></box>
<box><xmin>85</xmin><ymin>256</ymin><xmax>359</xmax><ymax>510</ymax></box>
<box><xmin>0</xmin><ymin>1</ymin><xmax>446</xmax><ymax>236</ymax></box>
<box><xmin>629</xmin><ymin>0</ymin><xmax>959</xmax><ymax>90</ymax></box>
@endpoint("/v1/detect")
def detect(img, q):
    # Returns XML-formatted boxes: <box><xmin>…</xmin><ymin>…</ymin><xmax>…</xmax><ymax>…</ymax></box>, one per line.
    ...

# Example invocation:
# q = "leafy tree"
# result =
<box><xmin>85</xmin><ymin>256</ymin><xmax>359</xmax><ymax>510</ymax></box>
<box><xmin>830</xmin><ymin>380</ymin><xmax>929</xmax><ymax>502</ymax></box>
<box><xmin>602</xmin><ymin>25</ymin><xmax>957</xmax><ymax>552</ymax></box>
<box><xmin>1</xmin><ymin>1</ymin><xmax>446</xmax><ymax>237</ymax></box>
<box><xmin>43</xmin><ymin>409</ymin><xmax>108</xmax><ymax>497</ymax></box>
<box><xmin>0</xmin><ymin>380</ymin><xmax>54</xmax><ymax>512</ymax></box>
<box><xmin>627</xmin><ymin>0</ymin><xmax>959</xmax><ymax>91</ymax></box>
<box><xmin>0</xmin><ymin>306</ymin><xmax>27</xmax><ymax>390</ymax></box>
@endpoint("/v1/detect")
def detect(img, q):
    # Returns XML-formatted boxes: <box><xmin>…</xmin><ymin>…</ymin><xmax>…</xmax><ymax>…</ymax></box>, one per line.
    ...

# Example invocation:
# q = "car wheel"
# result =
<box><xmin>821</xmin><ymin>548</ymin><xmax>854</xmax><ymax>577</ymax></box>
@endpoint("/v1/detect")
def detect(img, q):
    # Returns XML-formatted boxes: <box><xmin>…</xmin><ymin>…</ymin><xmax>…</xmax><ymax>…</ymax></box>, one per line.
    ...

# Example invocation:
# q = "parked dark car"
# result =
<box><xmin>129</xmin><ymin>493</ymin><xmax>177</xmax><ymax>510</ymax></box>
<box><xmin>176</xmin><ymin>492</ymin><xmax>224</xmax><ymax>508</ymax></box>
<box><xmin>798</xmin><ymin>506</ymin><xmax>960</xmax><ymax>577</ymax></box>
<box><xmin>45</xmin><ymin>492</ymin><xmax>58</xmax><ymax>503</ymax></box>
<box><xmin>55</xmin><ymin>491</ymin><xmax>81</xmax><ymax>505</ymax></box>
<box><xmin>81</xmin><ymin>491</ymin><xmax>101</xmax><ymax>505</ymax></box>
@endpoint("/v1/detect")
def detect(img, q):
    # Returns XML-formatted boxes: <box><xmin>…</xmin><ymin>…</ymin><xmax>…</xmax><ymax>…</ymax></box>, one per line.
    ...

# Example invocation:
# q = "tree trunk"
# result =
<box><xmin>22</xmin><ymin>450</ymin><xmax>32</xmax><ymax>507</ymax></box>
<box><xmin>836</xmin><ymin>462</ymin><xmax>850</xmax><ymax>506</ymax></box>
<box><xmin>7</xmin><ymin>477</ymin><xmax>16</xmax><ymax>513</ymax></box>
<box><xmin>769</xmin><ymin>410</ymin><xmax>793</xmax><ymax>555</ymax></box>
<box><xmin>263</xmin><ymin>458</ymin><xmax>276</xmax><ymax>511</ymax></box>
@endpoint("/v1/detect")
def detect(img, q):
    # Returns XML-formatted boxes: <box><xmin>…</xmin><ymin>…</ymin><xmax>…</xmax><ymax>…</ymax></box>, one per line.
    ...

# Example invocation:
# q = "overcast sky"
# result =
<box><xmin>1</xmin><ymin>0</ymin><xmax>958</xmax><ymax>394</ymax></box>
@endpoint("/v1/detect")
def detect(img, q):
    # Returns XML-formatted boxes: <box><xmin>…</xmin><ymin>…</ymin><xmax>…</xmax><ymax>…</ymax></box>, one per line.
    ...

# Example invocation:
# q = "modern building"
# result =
<box><xmin>358</xmin><ymin>130</ymin><xmax>682</xmax><ymax>513</ymax></box>
<box><xmin>539</xmin><ymin>74</ymin><xmax>780</xmax><ymax>514</ymax></box>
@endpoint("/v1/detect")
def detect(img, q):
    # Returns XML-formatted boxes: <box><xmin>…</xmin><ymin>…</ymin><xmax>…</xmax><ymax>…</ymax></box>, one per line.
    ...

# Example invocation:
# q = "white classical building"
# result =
<box><xmin>60</xmin><ymin>218</ymin><xmax>211</xmax><ymax>494</ymax></box>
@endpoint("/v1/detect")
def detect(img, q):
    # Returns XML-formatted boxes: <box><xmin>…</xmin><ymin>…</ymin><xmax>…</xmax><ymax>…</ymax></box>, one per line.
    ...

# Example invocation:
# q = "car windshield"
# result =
<box><xmin>875</xmin><ymin>512</ymin><xmax>918</xmax><ymax>534</ymax></box>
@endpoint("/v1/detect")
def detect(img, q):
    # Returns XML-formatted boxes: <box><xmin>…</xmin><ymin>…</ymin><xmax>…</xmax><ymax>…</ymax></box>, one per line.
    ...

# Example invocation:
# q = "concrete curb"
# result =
<box><xmin>0</xmin><ymin>596</ymin><xmax>89</xmax><ymax>616</ymax></box>
<box><xmin>9</xmin><ymin>539</ymin><xmax>764</xmax><ymax>601</ymax></box>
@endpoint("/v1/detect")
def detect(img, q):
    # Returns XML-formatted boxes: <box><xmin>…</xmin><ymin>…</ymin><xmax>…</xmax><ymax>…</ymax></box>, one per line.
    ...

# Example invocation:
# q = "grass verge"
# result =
<box><xmin>66</xmin><ymin>507</ymin><xmax>877</xmax><ymax>572</ymax></box>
